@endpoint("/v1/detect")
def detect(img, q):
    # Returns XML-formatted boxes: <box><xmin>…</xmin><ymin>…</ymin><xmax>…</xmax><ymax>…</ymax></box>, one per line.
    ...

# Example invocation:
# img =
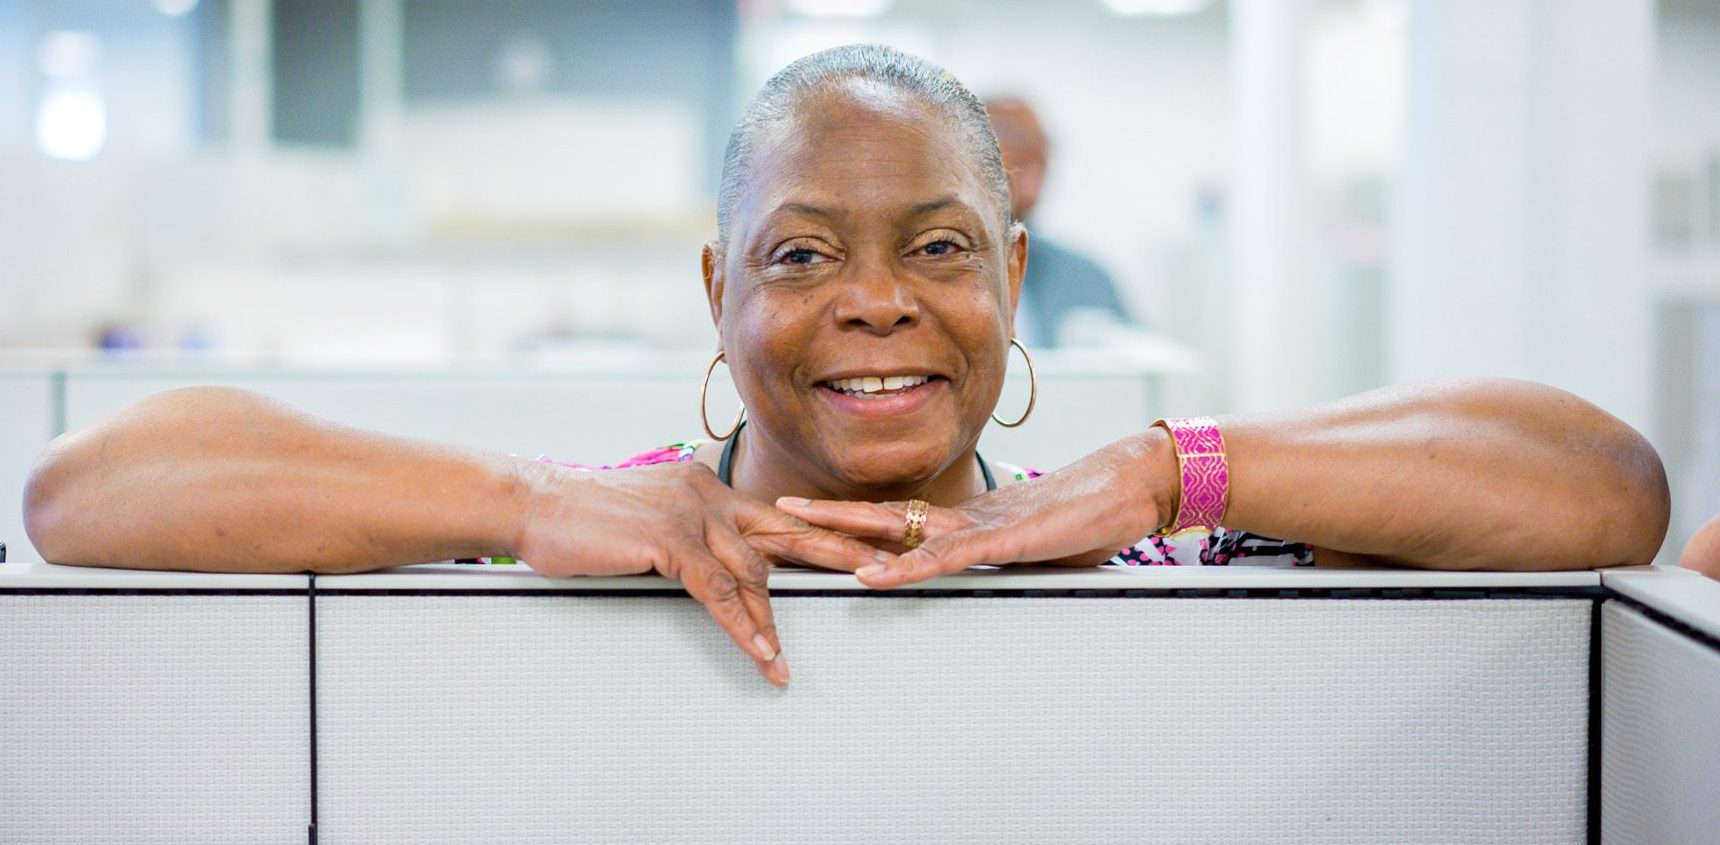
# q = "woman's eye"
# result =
<box><xmin>776</xmin><ymin>247</ymin><xmax>826</xmax><ymax>266</ymax></box>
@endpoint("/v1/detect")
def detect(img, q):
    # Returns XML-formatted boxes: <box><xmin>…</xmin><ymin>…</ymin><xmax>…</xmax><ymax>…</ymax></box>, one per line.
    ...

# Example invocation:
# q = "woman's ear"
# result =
<box><xmin>702</xmin><ymin>240</ymin><xmax>725</xmax><ymax>327</ymax></box>
<box><xmin>1005</xmin><ymin>222</ymin><xmax>1029</xmax><ymax>325</ymax></box>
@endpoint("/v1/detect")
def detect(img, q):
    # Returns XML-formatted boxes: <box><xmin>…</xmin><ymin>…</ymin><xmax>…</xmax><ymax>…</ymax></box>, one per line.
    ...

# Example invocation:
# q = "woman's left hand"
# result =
<box><xmin>776</xmin><ymin>431</ymin><xmax>1175</xmax><ymax>588</ymax></box>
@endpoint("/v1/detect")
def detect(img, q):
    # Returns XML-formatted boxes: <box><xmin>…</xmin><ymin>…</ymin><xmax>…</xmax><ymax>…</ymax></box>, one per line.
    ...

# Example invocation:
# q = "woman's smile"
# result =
<box><xmin>815</xmin><ymin>373</ymin><xmax>949</xmax><ymax>418</ymax></box>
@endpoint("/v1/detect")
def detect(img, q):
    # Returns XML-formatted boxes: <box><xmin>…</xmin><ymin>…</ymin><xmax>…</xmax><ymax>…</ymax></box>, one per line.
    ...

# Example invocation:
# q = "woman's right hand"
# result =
<box><xmin>509</xmin><ymin>460</ymin><xmax>893</xmax><ymax>687</ymax></box>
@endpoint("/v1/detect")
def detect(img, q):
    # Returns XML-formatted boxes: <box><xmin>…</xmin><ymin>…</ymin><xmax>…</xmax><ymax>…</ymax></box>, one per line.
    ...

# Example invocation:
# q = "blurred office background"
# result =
<box><xmin>0</xmin><ymin>0</ymin><xmax>1717</xmax><ymax>558</ymax></box>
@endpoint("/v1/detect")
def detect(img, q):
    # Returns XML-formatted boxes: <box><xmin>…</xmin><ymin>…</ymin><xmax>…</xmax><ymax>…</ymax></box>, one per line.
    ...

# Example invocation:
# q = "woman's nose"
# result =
<box><xmin>833</xmin><ymin>265</ymin><xmax>921</xmax><ymax>335</ymax></box>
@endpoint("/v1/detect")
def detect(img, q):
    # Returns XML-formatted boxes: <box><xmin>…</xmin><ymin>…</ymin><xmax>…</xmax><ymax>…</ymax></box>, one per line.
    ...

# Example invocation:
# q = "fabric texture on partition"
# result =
<box><xmin>1601</xmin><ymin>600</ymin><xmax>1720</xmax><ymax>845</ymax></box>
<box><xmin>316</xmin><ymin>595</ymin><xmax>1588</xmax><ymax>844</ymax></box>
<box><xmin>0</xmin><ymin>594</ymin><xmax>310</xmax><ymax>843</ymax></box>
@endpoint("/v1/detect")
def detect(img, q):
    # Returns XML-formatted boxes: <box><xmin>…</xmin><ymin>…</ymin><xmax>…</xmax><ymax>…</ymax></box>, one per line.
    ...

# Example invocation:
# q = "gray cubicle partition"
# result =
<box><xmin>311</xmin><ymin>585</ymin><xmax>1589</xmax><ymax>843</ymax></box>
<box><xmin>0</xmin><ymin>568</ymin><xmax>311</xmax><ymax>842</ymax></box>
<box><xmin>19</xmin><ymin>563</ymin><xmax>1716</xmax><ymax>844</ymax></box>
<box><xmin>1599</xmin><ymin>569</ymin><xmax>1720</xmax><ymax>845</ymax></box>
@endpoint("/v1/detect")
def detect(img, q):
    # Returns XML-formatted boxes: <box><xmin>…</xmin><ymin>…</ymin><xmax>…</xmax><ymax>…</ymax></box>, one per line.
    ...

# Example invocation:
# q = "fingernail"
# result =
<box><xmin>773</xmin><ymin>654</ymin><xmax>791</xmax><ymax>687</ymax></box>
<box><xmin>874</xmin><ymin>549</ymin><xmax>893</xmax><ymax>562</ymax></box>
<box><xmin>777</xmin><ymin>496</ymin><xmax>811</xmax><ymax>507</ymax></box>
<box><xmin>857</xmin><ymin>564</ymin><xmax>886</xmax><ymax>579</ymax></box>
<box><xmin>752</xmin><ymin>634</ymin><xmax>777</xmax><ymax>662</ymax></box>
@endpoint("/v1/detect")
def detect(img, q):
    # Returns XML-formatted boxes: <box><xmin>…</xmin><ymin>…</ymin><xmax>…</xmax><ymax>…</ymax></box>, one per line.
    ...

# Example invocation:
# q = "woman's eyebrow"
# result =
<box><xmin>907</xmin><ymin>196</ymin><xmax>962</xmax><ymax>217</ymax></box>
<box><xmin>758</xmin><ymin>196</ymin><xmax>977</xmax><ymax>230</ymax></box>
<box><xmin>767</xmin><ymin>202</ymin><xmax>837</xmax><ymax>223</ymax></box>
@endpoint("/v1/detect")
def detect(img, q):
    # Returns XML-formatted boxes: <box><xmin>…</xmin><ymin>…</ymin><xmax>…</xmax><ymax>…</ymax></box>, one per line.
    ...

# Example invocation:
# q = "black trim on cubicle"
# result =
<box><xmin>308</xmin><ymin>585</ymin><xmax>1611</xmax><ymax>600</ymax></box>
<box><xmin>308</xmin><ymin>574</ymin><xmax>319</xmax><ymax>845</ymax></box>
<box><xmin>1588</xmin><ymin>599</ymin><xmax>1602</xmax><ymax>845</ymax></box>
<box><xmin>1609</xmin><ymin>593</ymin><xmax>1720</xmax><ymax>655</ymax></box>
<box><xmin>0</xmin><ymin>585</ymin><xmax>1615</xmax><ymax>601</ymax></box>
<box><xmin>0</xmin><ymin>588</ymin><xmax>310</xmax><ymax>595</ymax></box>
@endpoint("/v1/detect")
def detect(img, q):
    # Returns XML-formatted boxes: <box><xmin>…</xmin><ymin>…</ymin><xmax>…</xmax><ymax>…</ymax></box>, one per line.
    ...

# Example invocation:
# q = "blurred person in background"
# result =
<box><xmin>985</xmin><ymin>95</ymin><xmax>1140</xmax><ymax>348</ymax></box>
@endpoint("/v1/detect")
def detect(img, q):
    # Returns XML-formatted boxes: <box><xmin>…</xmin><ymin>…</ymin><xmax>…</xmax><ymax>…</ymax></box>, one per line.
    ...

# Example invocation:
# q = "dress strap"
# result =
<box><xmin>717</xmin><ymin>422</ymin><xmax>743</xmax><ymax>486</ymax></box>
<box><xmin>977</xmin><ymin>451</ymin><xmax>997</xmax><ymax>492</ymax></box>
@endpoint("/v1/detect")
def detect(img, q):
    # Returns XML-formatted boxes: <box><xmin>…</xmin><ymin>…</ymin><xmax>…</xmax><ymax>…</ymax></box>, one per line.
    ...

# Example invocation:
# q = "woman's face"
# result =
<box><xmin>705</xmin><ymin>80</ymin><xmax>1026</xmax><ymax>497</ymax></box>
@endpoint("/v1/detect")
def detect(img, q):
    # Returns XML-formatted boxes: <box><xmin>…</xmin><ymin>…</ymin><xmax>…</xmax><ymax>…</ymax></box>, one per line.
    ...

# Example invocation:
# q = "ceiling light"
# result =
<box><xmin>784</xmin><ymin>0</ymin><xmax>893</xmax><ymax>18</ymax></box>
<box><xmin>154</xmin><ymin>0</ymin><xmax>201</xmax><ymax>17</ymax></box>
<box><xmin>1099</xmin><ymin>0</ymin><xmax>1213</xmax><ymax>16</ymax></box>
<box><xmin>36</xmin><ymin>90</ymin><xmax>107</xmax><ymax>161</ymax></box>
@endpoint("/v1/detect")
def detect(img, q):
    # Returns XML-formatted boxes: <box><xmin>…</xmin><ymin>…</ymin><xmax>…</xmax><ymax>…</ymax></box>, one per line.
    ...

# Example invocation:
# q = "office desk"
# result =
<box><xmin>2</xmin><ymin>563</ymin><xmax>1715</xmax><ymax>844</ymax></box>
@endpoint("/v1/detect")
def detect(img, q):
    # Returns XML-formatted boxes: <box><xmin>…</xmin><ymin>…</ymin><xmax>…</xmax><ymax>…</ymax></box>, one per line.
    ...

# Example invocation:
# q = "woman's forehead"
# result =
<box><xmin>732</xmin><ymin>86</ymin><xmax>998</xmax><ymax>235</ymax></box>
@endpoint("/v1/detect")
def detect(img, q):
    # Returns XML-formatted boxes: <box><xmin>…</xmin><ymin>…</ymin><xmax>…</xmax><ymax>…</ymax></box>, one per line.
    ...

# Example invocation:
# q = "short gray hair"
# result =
<box><xmin>716</xmin><ymin>44</ymin><xmax>1012</xmax><ymax>243</ymax></box>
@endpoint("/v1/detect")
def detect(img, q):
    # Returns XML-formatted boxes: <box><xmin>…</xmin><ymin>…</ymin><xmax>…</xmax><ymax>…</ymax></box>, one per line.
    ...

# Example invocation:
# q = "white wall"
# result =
<box><xmin>1387</xmin><ymin>0</ymin><xmax>1655</xmax><ymax>434</ymax></box>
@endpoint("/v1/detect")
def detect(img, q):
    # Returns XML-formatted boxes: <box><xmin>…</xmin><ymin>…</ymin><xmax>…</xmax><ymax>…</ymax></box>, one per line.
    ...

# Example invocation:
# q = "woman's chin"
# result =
<box><xmin>824</xmin><ymin>442</ymin><xmax>958</xmax><ymax>497</ymax></box>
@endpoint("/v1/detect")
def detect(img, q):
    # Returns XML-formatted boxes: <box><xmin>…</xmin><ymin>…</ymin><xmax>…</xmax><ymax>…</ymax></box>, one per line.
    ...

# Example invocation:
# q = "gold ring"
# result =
<box><xmin>903</xmin><ymin>499</ymin><xmax>930</xmax><ymax>549</ymax></box>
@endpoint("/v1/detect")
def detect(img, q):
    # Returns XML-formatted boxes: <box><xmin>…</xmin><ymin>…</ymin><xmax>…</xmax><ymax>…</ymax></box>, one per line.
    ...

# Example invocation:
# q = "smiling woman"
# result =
<box><xmin>708</xmin><ymin>57</ymin><xmax>1019</xmax><ymax>505</ymax></box>
<box><xmin>22</xmin><ymin>45</ymin><xmax>1672</xmax><ymax>687</ymax></box>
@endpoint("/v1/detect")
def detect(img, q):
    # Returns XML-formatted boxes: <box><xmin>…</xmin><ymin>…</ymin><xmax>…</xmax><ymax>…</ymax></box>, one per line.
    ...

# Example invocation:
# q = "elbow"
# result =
<box><xmin>1595</xmin><ymin>426</ymin><xmax>1670</xmax><ymax>568</ymax></box>
<box><xmin>23</xmin><ymin>439</ymin><xmax>82</xmax><ymax>564</ymax></box>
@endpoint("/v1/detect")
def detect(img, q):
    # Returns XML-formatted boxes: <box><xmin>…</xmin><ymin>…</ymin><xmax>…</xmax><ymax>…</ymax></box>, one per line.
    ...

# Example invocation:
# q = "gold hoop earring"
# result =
<box><xmin>991</xmin><ymin>337</ymin><xmax>1037</xmax><ymax>428</ymax></box>
<box><xmin>699</xmin><ymin>350</ymin><xmax>745</xmax><ymax>440</ymax></box>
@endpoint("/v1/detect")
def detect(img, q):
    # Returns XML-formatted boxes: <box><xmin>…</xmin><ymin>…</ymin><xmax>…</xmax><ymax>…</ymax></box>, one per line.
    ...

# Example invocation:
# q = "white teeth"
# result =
<box><xmin>826</xmin><ymin>374</ymin><xmax>931</xmax><ymax>395</ymax></box>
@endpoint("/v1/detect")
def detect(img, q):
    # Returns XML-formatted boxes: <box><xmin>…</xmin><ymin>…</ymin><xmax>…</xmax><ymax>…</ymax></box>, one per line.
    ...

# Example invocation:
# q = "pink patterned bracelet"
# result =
<box><xmin>1152</xmin><ymin>416</ymin><xmax>1229</xmax><ymax>539</ymax></box>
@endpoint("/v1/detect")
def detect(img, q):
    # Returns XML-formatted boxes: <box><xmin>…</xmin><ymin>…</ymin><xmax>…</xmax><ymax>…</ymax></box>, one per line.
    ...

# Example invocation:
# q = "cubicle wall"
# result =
<box><xmin>1599</xmin><ymin>570</ymin><xmax>1720</xmax><ymax>845</ymax></box>
<box><xmin>0</xmin><ymin>356</ymin><xmax>1165</xmax><ymax>563</ymax></box>
<box><xmin>0</xmin><ymin>571</ymin><xmax>311</xmax><ymax>842</ymax></box>
<box><xmin>312</xmin><ymin>589</ymin><xmax>1589</xmax><ymax>843</ymax></box>
<box><xmin>4</xmin><ymin>562</ymin><xmax>1719</xmax><ymax>843</ymax></box>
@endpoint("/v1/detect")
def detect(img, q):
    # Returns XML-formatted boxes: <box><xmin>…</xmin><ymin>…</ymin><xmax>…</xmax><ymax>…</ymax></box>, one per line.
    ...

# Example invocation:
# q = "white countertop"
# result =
<box><xmin>0</xmin><ymin>560</ymin><xmax>1603</xmax><ymax>592</ymax></box>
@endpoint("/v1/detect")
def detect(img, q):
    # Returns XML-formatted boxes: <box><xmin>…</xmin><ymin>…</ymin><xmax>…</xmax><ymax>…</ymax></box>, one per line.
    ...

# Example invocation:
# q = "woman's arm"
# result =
<box><xmin>1215</xmin><ymin>377</ymin><xmax>1667</xmax><ymax>570</ymax></box>
<box><xmin>24</xmin><ymin>386</ymin><xmax>529</xmax><ymax>574</ymax></box>
<box><xmin>25</xmin><ymin>386</ymin><xmax>888</xmax><ymax>685</ymax></box>
<box><xmin>779</xmin><ymin>377</ymin><xmax>1671</xmax><ymax>583</ymax></box>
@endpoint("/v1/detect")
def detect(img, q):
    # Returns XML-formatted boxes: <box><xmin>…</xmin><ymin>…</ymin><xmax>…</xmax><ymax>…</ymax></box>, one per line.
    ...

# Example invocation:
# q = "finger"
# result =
<box><xmin>674</xmin><ymin>545</ymin><xmax>781</xmax><ymax>671</ymax></box>
<box><xmin>706</xmin><ymin>526</ymin><xmax>790</xmax><ymax>687</ymax></box>
<box><xmin>773</xmin><ymin>497</ymin><xmax>907</xmax><ymax>538</ymax></box>
<box><xmin>775</xmin><ymin>497</ymin><xmax>967</xmax><ymax>546</ymax></box>
<box><xmin>857</xmin><ymin>531</ymin><xmax>1004</xmax><ymax>588</ymax></box>
<box><xmin>740</xmin><ymin>501</ymin><xmax>898</xmax><ymax>572</ymax></box>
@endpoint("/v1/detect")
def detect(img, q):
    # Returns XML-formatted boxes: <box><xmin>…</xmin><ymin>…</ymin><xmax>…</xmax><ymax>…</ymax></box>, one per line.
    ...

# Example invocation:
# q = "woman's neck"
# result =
<box><xmin>723</xmin><ymin>426</ymin><xmax>986</xmax><ymax>507</ymax></box>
